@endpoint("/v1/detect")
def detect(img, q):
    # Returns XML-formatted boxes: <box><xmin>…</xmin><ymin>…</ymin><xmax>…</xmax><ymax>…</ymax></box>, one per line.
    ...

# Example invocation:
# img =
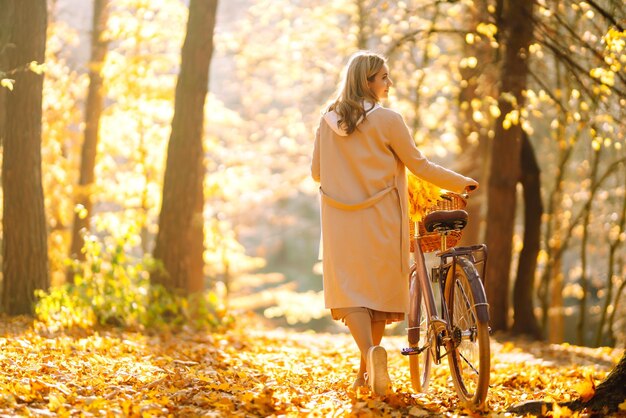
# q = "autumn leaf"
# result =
<box><xmin>28</xmin><ymin>61</ymin><xmax>47</xmax><ymax>75</ymax></box>
<box><xmin>1</xmin><ymin>315</ymin><xmax>624</xmax><ymax>417</ymax></box>
<box><xmin>407</xmin><ymin>174</ymin><xmax>445</xmax><ymax>222</ymax></box>
<box><xmin>0</xmin><ymin>78</ymin><xmax>14</xmax><ymax>90</ymax></box>
<box><xmin>551</xmin><ymin>403</ymin><xmax>575</xmax><ymax>418</ymax></box>
<box><xmin>574</xmin><ymin>372</ymin><xmax>596</xmax><ymax>402</ymax></box>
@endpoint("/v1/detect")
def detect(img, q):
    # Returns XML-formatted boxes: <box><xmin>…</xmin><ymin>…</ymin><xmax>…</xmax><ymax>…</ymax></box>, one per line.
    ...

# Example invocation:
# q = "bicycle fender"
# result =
<box><xmin>456</xmin><ymin>257</ymin><xmax>490</xmax><ymax>323</ymax></box>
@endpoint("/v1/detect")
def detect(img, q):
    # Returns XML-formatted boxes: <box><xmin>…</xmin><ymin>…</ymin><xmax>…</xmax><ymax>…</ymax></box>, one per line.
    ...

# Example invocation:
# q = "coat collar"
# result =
<box><xmin>323</xmin><ymin>100</ymin><xmax>381</xmax><ymax>136</ymax></box>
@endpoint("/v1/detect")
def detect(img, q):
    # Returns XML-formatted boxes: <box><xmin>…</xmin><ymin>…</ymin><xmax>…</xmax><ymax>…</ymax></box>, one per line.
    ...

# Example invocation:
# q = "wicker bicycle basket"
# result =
<box><xmin>410</xmin><ymin>192</ymin><xmax>467</xmax><ymax>253</ymax></box>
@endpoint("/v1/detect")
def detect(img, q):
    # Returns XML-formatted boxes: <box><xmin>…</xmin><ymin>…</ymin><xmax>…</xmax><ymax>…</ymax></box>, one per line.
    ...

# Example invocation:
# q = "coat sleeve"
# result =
<box><xmin>388</xmin><ymin>112</ymin><xmax>474</xmax><ymax>193</ymax></box>
<box><xmin>311</xmin><ymin>122</ymin><xmax>321</xmax><ymax>182</ymax></box>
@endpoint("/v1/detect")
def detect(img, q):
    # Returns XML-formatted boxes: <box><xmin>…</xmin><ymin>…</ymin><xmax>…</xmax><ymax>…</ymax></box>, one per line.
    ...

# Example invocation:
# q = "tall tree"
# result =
<box><xmin>0</xmin><ymin>0</ymin><xmax>13</xmax><ymax>146</ymax></box>
<box><xmin>151</xmin><ymin>0</ymin><xmax>218</xmax><ymax>294</ymax></box>
<box><xmin>1</xmin><ymin>0</ymin><xmax>49</xmax><ymax>315</ymax></box>
<box><xmin>484</xmin><ymin>0</ymin><xmax>534</xmax><ymax>331</ymax></box>
<box><xmin>68</xmin><ymin>0</ymin><xmax>110</xmax><ymax>273</ymax></box>
<box><xmin>512</xmin><ymin>132</ymin><xmax>542</xmax><ymax>338</ymax></box>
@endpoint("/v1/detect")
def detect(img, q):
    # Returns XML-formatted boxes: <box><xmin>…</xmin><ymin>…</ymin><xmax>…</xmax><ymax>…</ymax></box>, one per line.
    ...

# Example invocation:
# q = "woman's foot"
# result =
<box><xmin>366</xmin><ymin>345</ymin><xmax>391</xmax><ymax>395</ymax></box>
<box><xmin>352</xmin><ymin>375</ymin><xmax>367</xmax><ymax>390</ymax></box>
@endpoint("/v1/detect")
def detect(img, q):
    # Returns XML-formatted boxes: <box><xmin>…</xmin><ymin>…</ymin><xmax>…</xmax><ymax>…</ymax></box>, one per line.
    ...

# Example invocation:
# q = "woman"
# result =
<box><xmin>311</xmin><ymin>50</ymin><xmax>478</xmax><ymax>395</ymax></box>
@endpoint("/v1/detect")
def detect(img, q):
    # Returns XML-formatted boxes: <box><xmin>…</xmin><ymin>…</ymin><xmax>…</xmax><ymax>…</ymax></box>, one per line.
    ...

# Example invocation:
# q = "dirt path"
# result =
<box><xmin>0</xmin><ymin>316</ymin><xmax>623</xmax><ymax>416</ymax></box>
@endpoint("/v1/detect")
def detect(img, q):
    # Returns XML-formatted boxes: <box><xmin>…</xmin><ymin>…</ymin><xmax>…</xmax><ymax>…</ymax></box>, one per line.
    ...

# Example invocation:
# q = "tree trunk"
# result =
<box><xmin>545</xmin><ymin>113</ymin><xmax>570</xmax><ymax>343</ymax></box>
<box><xmin>0</xmin><ymin>2</ymin><xmax>12</xmax><ymax>292</ymax></box>
<box><xmin>548</xmin><ymin>264</ymin><xmax>564</xmax><ymax>343</ymax></box>
<box><xmin>509</xmin><ymin>351</ymin><xmax>626</xmax><ymax>415</ymax></box>
<box><xmin>577</xmin><ymin>148</ymin><xmax>601</xmax><ymax>346</ymax></box>
<box><xmin>569</xmin><ymin>351</ymin><xmax>626</xmax><ymax>414</ymax></box>
<box><xmin>355</xmin><ymin>0</ymin><xmax>368</xmax><ymax>50</ymax></box>
<box><xmin>151</xmin><ymin>0</ymin><xmax>218</xmax><ymax>294</ymax></box>
<box><xmin>595</xmin><ymin>163</ymin><xmax>626</xmax><ymax>346</ymax></box>
<box><xmin>511</xmin><ymin>132</ymin><xmax>542</xmax><ymax>338</ymax></box>
<box><xmin>484</xmin><ymin>0</ymin><xmax>534</xmax><ymax>331</ymax></box>
<box><xmin>0</xmin><ymin>0</ymin><xmax>13</xmax><ymax>147</ymax></box>
<box><xmin>68</xmin><ymin>0</ymin><xmax>110</xmax><ymax>274</ymax></box>
<box><xmin>1</xmin><ymin>0</ymin><xmax>49</xmax><ymax>315</ymax></box>
<box><xmin>607</xmin><ymin>257</ymin><xmax>625</xmax><ymax>345</ymax></box>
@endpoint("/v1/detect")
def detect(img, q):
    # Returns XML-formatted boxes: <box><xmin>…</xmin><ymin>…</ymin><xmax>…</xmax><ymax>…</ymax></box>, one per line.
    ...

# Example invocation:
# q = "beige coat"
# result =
<box><xmin>311</xmin><ymin>105</ymin><xmax>473</xmax><ymax>313</ymax></box>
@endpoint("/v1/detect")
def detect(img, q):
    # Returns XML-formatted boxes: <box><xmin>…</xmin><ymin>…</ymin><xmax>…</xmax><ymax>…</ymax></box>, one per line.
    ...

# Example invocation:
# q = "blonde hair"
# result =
<box><xmin>328</xmin><ymin>51</ymin><xmax>386</xmax><ymax>135</ymax></box>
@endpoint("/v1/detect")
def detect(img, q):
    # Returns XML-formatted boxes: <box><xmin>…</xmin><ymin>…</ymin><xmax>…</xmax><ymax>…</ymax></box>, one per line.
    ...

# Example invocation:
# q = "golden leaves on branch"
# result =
<box><xmin>0</xmin><ymin>78</ymin><xmax>14</xmax><ymax>90</ymax></box>
<box><xmin>407</xmin><ymin>174</ymin><xmax>444</xmax><ymax>222</ymax></box>
<box><xmin>0</xmin><ymin>61</ymin><xmax>45</xmax><ymax>91</ymax></box>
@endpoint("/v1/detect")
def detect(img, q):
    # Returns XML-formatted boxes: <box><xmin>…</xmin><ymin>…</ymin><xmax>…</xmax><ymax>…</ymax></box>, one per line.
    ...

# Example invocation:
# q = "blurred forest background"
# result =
<box><xmin>0</xmin><ymin>0</ymin><xmax>625</xmax><ymax>349</ymax></box>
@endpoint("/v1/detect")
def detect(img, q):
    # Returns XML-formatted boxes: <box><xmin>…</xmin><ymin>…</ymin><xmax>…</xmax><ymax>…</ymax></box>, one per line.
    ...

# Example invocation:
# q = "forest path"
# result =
<box><xmin>0</xmin><ymin>315</ymin><xmax>623</xmax><ymax>417</ymax></box>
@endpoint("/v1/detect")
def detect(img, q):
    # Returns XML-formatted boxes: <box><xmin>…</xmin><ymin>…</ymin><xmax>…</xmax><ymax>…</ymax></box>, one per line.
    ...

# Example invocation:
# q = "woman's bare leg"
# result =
<box><xmin>345</xmin><ymin>311</ymin><xmax>374</xmax><ymax>359</ymax></box>
<box><xmin>345</xmin><ymin>311</ymin><xmax>373</xmax><ymax>386</ymax></box>
<box><xmin>372</xmin><ymin>319</ymin><xmax>386</xmax><ymax>345</ymax></box>
<box><xmin>355</xmin><ymin>319</ymin><xmax>387</xmax><ymax>379</ymax></box>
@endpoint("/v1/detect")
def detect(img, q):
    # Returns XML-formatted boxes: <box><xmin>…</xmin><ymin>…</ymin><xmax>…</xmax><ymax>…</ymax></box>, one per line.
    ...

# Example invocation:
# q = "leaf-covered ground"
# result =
<box><xmin>0</xmin><ymin>315</ymin><xmax>624</xmax><ymax>417</ymax></box>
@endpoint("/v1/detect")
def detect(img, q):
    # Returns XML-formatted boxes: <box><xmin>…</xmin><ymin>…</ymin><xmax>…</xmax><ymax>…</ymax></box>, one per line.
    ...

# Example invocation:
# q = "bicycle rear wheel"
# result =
<box><xmin>444</xmin><ymin>257</ymin><xmax>490</xmax><ymax>408</ymax></box>
<box><xmin>408</xmin><ymin>269</ymin><xmax>432</xmax><ymax>392</ymax></box>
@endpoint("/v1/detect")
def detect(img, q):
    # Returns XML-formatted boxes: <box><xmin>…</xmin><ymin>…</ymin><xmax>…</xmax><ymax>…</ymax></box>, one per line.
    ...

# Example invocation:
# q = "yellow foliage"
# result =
<box><xmin>42</xmin><ymin>20</ymin><xmax>87</xmax><ymax>281</ymax></box>
<box><xmin>28</xmin><ymin>61</ymin><xmax>47</xmax><ymax>75</ymax></box>
<box><xmin>0</xmin><ymin>316</ymin><xmax>623</xmax><ymax>416</ymax></box>
<box><xmin>476</xmin><ymin>22</ymin><xmax>498</xmax><ymax>39</ymax></box>
<box><xmin>551</xmin><ymin>403</ymin><xmax>575</xmax><ymax>418</ymax></box>
<box><xmin>407</xmin><ymin>174</ymin><xmax>444</xmax><ymax>222</ymax></box>
<box><xmin>573</xmin><ymin>372</ymin><xmax>595</xmax><ymax>402</ymax></box>
<box><xmin>0</xmin><ymin>78</ymin><xmax>14</xmax><ymax>90</ymax></box>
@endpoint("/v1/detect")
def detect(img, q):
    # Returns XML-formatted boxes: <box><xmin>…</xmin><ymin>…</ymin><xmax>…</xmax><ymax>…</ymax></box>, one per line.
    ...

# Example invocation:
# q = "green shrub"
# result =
<box><xmin>35</xmin><ymin>226</ymin><xmax>232</xmax><ymax>332</ymax></box>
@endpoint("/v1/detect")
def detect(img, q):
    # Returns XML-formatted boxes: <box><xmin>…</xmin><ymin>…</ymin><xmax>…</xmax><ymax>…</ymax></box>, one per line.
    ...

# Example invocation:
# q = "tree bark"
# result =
<box><xmin>0</xmin><ymin>0</ymin><xmax>13</xmax><ymax>148</ymax></box>
<box><xmin>569</xmin><ymin>351</ymin><xmax>626</xmax><ymax>414</ymax></box>
<box><xmin>68</xmin><ymin>0</ymin><xmax>110</xmax><ymax>274</ymax></box>
<box><xmin>607</xmin><ymin>257</ymin><xmax>625</xmax><ymax>345</ymax></box>
<box><xmin>511</xmin><ymin>132</ymin><xmax>542</xmax><ymax>338</ymax></box>
<box><xmin>151</xmin><ymin>0</ymin><xmax>218</xmax><ymax>294</ymax></box>
<box><xmin>577</xmin><ymin>148</ymin><xmax>602</xmax><ymax>346</ymax></box>
<box><xmin>0</xmin><ymin>1</ymin><xmax>12</xmax><ymax>292</ymax></box>
<box><xmin>509</xmin><ymin>351</ymin><xmax>626</xmax><ymax>415</ymax></box>
<box><xmin>484</xmin><ymin>0</ymin><xmax>534</xmax><ymax>331</ymax></box>
<box><xmin>355</xmin><ymin>0</ymin><xmax>368</xmax><ymax>50</ymax></box>
<box><xmin>1</xmin><ymin>0</ymin><xmax>49</xmax><ymax>315</ymax></box>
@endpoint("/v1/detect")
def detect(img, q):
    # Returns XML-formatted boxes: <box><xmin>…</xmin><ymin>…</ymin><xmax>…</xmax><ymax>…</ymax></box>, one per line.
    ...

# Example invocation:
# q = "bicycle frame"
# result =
<box><xmin>438</xmin><ymin>244</ymin><xmax>489</xmax><ymax>324</ymax></box>
<box><xmin>410</xmin><ymin>237</ymin><xmax>489</xmax><ymax>363</ymax></box>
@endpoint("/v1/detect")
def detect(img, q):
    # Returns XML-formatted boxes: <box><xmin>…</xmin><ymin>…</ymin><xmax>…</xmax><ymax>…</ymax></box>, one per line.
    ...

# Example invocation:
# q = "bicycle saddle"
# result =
<box><xmin>424</xmin><ymin>210</ymin><xmax>468</xmax><ymax>233</ymax></box>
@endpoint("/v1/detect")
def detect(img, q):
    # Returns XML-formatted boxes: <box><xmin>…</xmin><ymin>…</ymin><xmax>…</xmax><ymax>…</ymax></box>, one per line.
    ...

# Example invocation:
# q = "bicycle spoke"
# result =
<box><xmin>445</xmin><ymin>257</ymin><xmax>490</xmax><ymax>407</ymax></box>
<box><xmin>455</xmin><ymin>281</ymin><xmax>476</xmax><ymax>325</ymax></box>
<box><xmin>458</xmin><ymin>346</ymin><xmax>480</xmax><ymax>376</ymax></box>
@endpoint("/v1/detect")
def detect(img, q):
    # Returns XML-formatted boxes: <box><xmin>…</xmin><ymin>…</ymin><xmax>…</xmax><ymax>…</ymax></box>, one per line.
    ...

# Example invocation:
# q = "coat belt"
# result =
<box><xmin>319</xmin><ymin>185</ymin><xmax>396</xmax><ymax>211</ymax></box>
<box><xmin>319</xmin><ymin>185</ymin><xmax>409</xmax><ymax>274</ymax></box>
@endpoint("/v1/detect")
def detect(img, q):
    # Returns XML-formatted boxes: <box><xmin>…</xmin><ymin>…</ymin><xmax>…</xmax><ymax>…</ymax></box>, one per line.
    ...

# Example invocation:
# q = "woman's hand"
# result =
<box><xmin>464</xmin><ymin>180</ymin><xmax>479</xmax><ymax>194</ymax></box>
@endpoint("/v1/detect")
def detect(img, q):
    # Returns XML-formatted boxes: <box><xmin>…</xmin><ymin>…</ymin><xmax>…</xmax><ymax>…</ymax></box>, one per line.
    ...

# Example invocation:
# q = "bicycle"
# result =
<box><xmin>401</xmin><ymin>191</ymin><xmax>491</xmax><ymax>408</ymax></box>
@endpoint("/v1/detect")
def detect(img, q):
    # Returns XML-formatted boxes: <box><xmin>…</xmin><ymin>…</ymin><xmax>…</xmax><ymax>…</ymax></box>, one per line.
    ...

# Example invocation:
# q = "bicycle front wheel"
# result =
<box><xmin>408</xmin><ymin>268</ymin><xmax>432</xmax><ymax>392</ymax></box>
<box><xmin>444</xmin><ymin>257</ymin><xmax>490</xmax><ymax>408</ymax></box>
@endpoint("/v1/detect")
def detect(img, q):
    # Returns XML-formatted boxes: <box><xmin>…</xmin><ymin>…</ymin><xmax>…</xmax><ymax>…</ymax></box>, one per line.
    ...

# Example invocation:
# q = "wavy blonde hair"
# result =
<box><xmin>327</xmin><ymin>51</ymin><xmax>386</xmax><ymax>135</ymax></box>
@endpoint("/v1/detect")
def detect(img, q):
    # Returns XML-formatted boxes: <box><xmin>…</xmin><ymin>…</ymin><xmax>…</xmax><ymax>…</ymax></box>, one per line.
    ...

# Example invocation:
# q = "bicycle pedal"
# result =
<box><xmin>401</xmin><ymin>347</ymin><xmax>423</xmax><ymax>356</ymax></box>
<box><xmin>401</xmin><ymin>347</ymin><xmax>419</xmax><ymax>356</ymax></box>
